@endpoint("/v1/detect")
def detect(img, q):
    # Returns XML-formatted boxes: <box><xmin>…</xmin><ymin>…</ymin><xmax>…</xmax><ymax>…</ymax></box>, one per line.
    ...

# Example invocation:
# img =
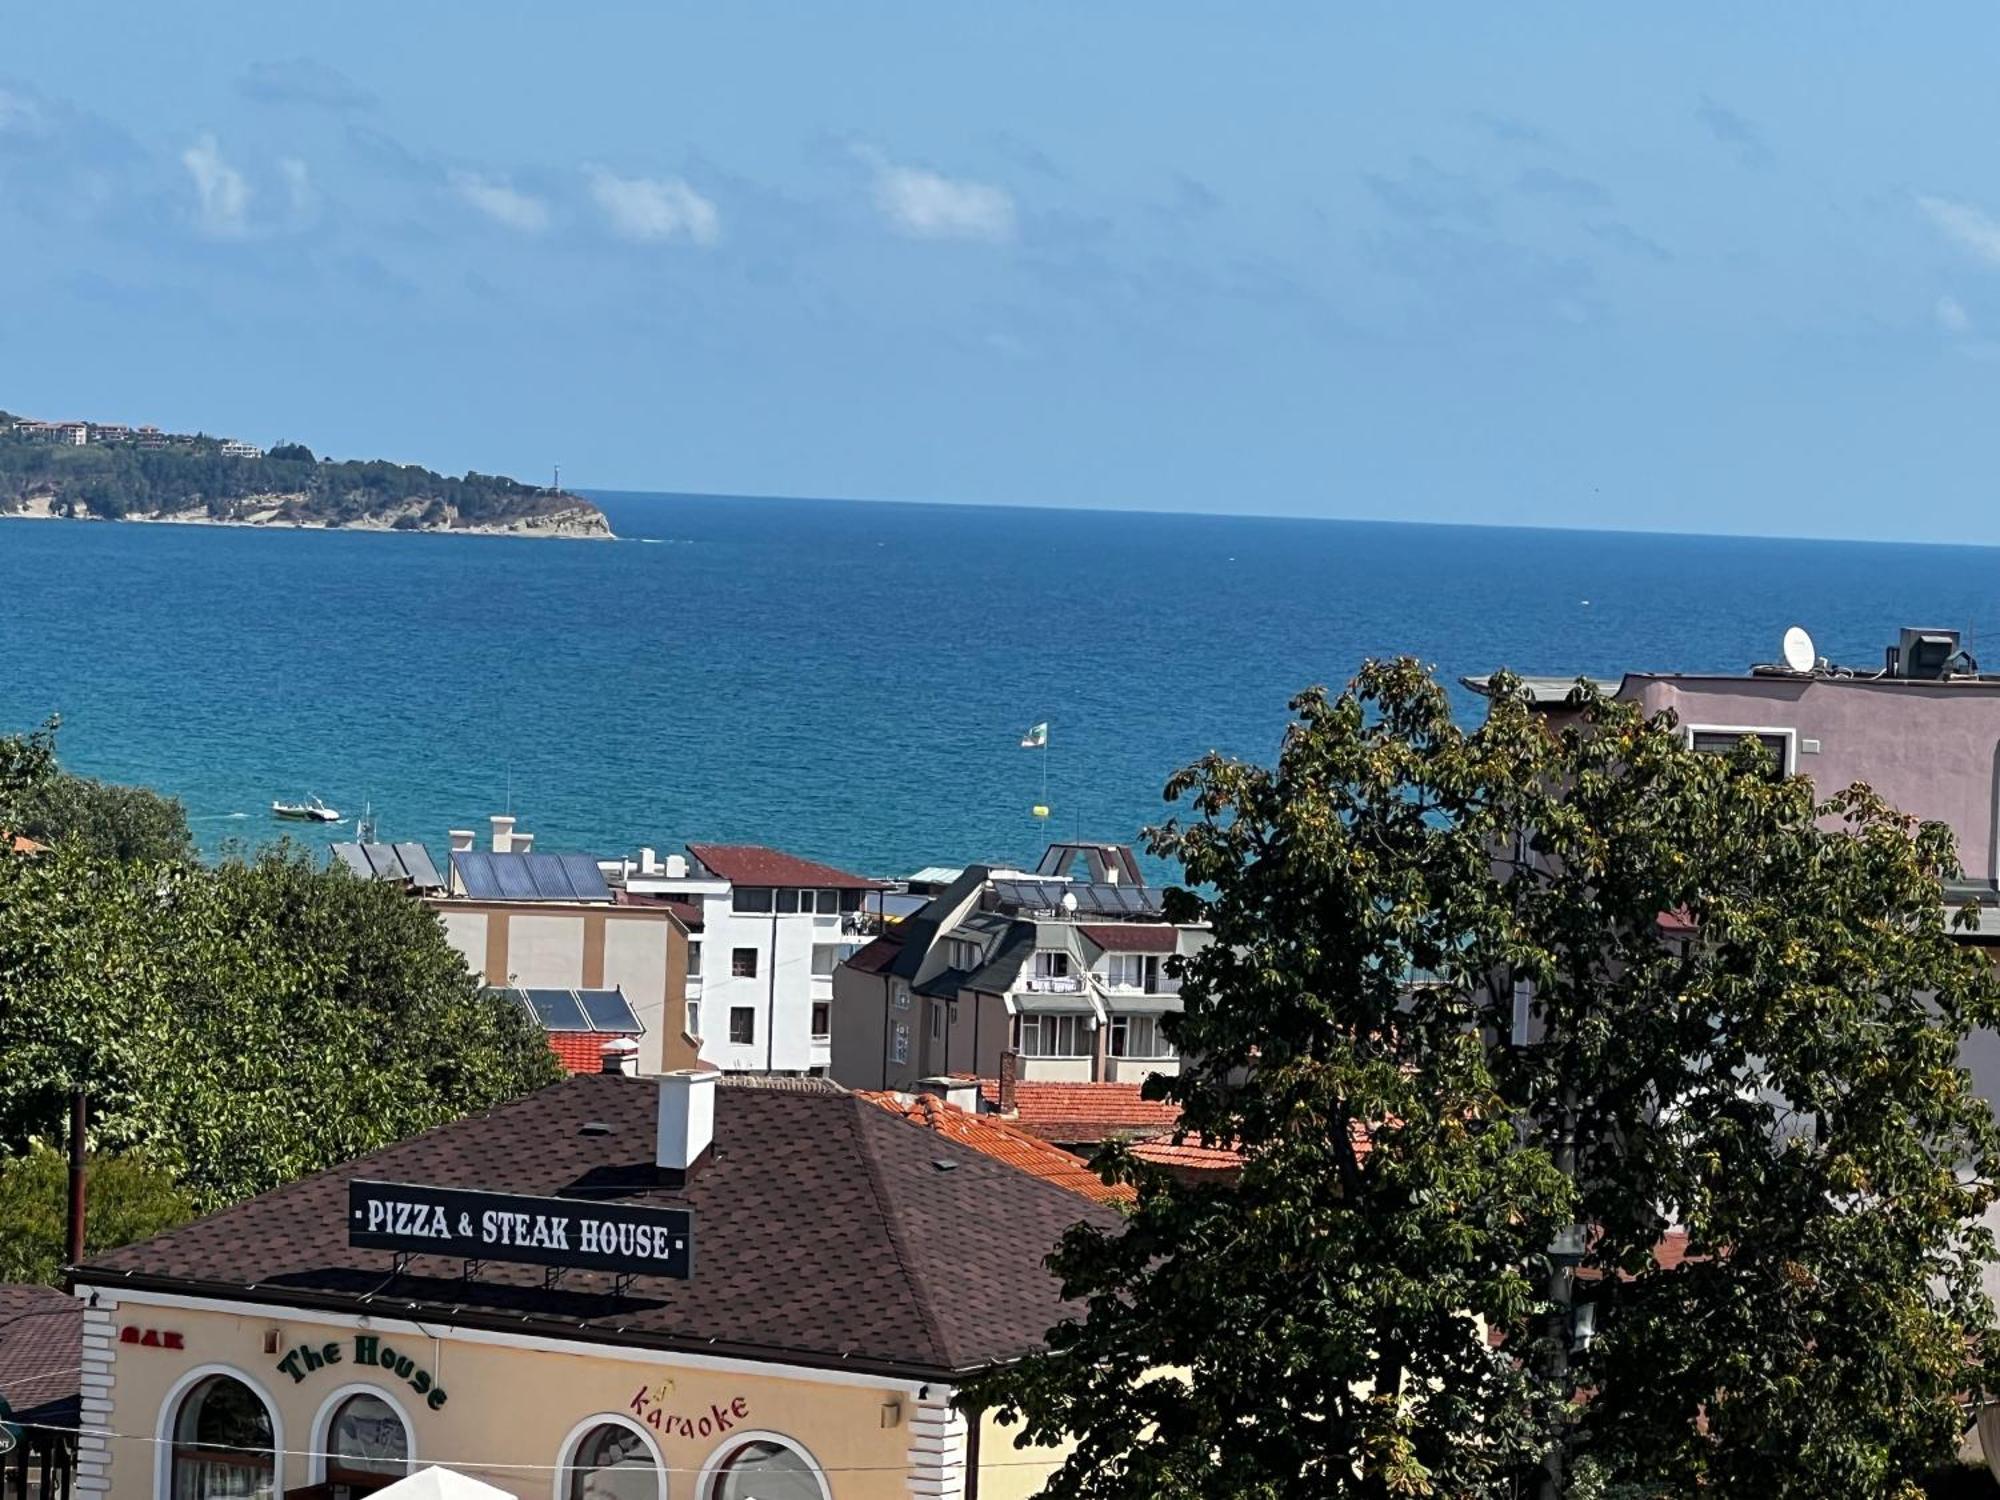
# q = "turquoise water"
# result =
<box><xmin>4</xmin><ymin>493</ymin><xmax>1999</xmax><ymax>874</ymax></box>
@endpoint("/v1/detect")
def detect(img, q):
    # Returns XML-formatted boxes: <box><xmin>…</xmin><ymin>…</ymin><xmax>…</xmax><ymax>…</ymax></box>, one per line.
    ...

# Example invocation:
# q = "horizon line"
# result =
<box><xmin>575</xmin><ymin>485</ymin><xmax>1994</xmax><ymax>554</ymax></box>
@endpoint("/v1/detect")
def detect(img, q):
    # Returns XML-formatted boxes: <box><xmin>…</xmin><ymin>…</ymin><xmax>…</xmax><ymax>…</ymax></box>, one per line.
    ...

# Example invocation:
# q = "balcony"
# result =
<box><xmin>1021</xmin><ymin>974</ymin><xmax>1085</xmax><ymax>994</ymax></box>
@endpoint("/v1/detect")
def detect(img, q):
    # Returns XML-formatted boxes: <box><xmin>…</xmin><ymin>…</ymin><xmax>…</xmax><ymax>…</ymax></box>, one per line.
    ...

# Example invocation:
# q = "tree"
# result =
<box><xmin>967</xmin><ymin>662</ymin><xmax>2000</xmax><ymax>1500</ymax></box>
<box><xmin>0</xmin><ymin>717</ymin><xmax>194</xmax><ymax>863</ymax></box>
<box><xmin>0</xmin><ymin>840</ymin><xmax>560</xmax><ymax>1213</ymax></box>
<box><xmin>0</xmin><ymin>1144</ymin><xmax>195</xmax><ymax>1285</ymax></box>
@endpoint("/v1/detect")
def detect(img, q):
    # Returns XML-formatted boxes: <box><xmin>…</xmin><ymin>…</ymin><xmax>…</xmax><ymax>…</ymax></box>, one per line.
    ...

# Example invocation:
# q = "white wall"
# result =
<box><xmin>695</xmin><ymin>894</ymin><xmax>851</xmax><ymax>1073</ymax></box>
<box><xmin>603</xmin><ymin>918</ymin><xmax>669</xmax><ymax>1071</ymax></box>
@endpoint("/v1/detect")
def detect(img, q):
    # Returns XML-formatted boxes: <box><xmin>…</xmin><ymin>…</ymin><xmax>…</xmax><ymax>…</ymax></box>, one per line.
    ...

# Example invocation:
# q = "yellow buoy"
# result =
<box><xmin>1032</xmin><ymin>804</ymin><xmax>1050</xmax><ymax>819</ymax></box>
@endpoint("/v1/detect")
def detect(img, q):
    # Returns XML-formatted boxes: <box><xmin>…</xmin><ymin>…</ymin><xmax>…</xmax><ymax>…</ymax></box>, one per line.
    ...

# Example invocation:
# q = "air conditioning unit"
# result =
<box><xmin>1889</xmin><ymin>628</ymin><xmax>1960</xmax><ymax>680</ymax></box>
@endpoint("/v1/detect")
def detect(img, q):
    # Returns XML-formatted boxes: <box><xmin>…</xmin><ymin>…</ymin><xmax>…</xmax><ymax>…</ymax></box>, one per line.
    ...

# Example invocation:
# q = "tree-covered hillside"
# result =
<box><xmin>0</xmin><ymin>420</ymin><xmax>608</xmax><ymax>533</ymax></box>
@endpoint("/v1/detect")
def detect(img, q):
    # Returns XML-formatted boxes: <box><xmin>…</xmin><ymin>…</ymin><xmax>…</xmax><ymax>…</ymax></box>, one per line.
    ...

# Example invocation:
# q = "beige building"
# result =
<box><xmin>70</xmin><ymin>1071</ymin><xmax>1103</xmax><ymax>1500</ymax></box>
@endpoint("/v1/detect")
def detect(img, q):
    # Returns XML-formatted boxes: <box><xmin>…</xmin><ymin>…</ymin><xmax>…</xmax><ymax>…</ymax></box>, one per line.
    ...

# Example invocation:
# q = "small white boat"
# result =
<box><xmin>271</xmin><ymin>796</ymin><xmax>341</xmax><ymax>823</ymax></box>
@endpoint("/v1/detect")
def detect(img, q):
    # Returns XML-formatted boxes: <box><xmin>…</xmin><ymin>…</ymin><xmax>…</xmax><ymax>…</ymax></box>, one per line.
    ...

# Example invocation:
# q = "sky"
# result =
<box><xmin>6</xmin><ymin>6</ymin><xmax>2000</xmax><ymax>540</ymax></box>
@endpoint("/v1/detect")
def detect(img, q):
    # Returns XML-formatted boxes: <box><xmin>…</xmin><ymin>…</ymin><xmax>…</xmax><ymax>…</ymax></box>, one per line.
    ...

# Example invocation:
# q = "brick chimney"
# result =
<box><xmin>997</xmin><ymin>1049</ymin><xmax>1020</xmax><ymax>1116</ymax></box>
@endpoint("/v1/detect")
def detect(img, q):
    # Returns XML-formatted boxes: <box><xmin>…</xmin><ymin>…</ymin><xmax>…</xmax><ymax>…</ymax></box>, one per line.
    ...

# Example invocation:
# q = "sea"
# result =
<box><xmin>3</xmin><ymin>492</ymin><xmax>1997</xmax><ymax>876</ymax></box>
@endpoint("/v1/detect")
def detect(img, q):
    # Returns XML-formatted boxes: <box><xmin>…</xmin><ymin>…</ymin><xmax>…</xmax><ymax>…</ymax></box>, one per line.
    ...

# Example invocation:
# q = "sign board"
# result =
<box><xmin>0</xmin><ymin>1393</ymin><xmax>18</xmax><ymax>1456</ymax></box>
<box><xmin>348</xmin><ymin>1179</ymin><xmax>693</xmax><ymax>1280</ymax></box>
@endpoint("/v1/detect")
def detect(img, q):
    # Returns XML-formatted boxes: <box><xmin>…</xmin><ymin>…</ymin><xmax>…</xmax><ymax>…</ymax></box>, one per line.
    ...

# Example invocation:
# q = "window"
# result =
<box><xmin>892</xmin><ymin>1021</ymin><xmax>909</xmax><ymax>1063</ymax></box>
<box><xmin>566</xmin><ymin>1421</ymin><xmax>660</xmax><ymax>1500</ymax></box>
<box><xmin>816</xmin><ymin>889</ymin><xmax>840</xmax><ymax>914</ymax></box>
<box><xmin>686</xmin><ymin>940</ymin><xmax>702</xmax><ymax>977</ymax></box>
<box><xmin>893</xmin><ymin>982</ymin><xmax>911</xmax><ymax>1010</ymax></box>
<box><xmin>731</xmin><ymin>947</ymin><xmax>758</xmax><ymax>978</ymax></box>
<box><xmin>1688</xmin><ymin>727</ymin><xmax>1793</xmax><ymax>780</ymax></box>
<box><xmin>732</xmin><ymin>886</ymin><xmax>773</xmax><ymax>914</ymax></box>
<box><xmin>811</xmin><ymin>1000</ymin><xmax>831</xmax><ymax>1038</ymax></box>
<box><xmin>686</xmin><ymin>1000</ymin><xmax>702</xmax><ymax>1038</ymax></box>
<box><xmin>170</xmin><ymin>1374</ymin><xmax>274</xmax><ymax>1500</ymax></box>
<box><xmin>1018</xmin><ymin>1013</ymin><xmax>1091</xmax><ymax>1057</ymax></box>
<box><xmin>729</xmin><ymin>1006</ymin><xmax>756</xmax><ymax>1045</ymax></box>
<box><xmin>706</xmin><ymin>1437</ymin><xmax>828</xmax><ymax>1500</ymax></box>
<box><xmin>776</xmin><ymin>888</ymin><xmax>800</xmax><ymax>914</ymax></box>
<box><xmin>810</xmin><ymin>945</ymin><xmax>840</xmax><ymax>977</ymax></box>
<box><xmin>1103</xmin><ymin>953</ymin><xmax>1145</xmax><ymax>989</ymax></box>
<box><xmin>838</xmin><ymin>888</ymin><xmax>863</xmax><ymax>913</ymax></box>
<box><xmin>930</xmin><ymin>1002</ymin><xmax>945</xmax><ymax>1040</ymax></box>
<box><xmin>1110</xmin><ymin>1014</ymin><xmax>1176</xmax><ymax>1059</ymax></box>
<box><xmin>325</xmin><ymin>1392</ymin><xmax>409</xmax><ymax>1489</ymax></box>
<box><xmin>1033</xmin><ymin>951</ymin><xmax>1070</xmax><ymax>979</ymax></box>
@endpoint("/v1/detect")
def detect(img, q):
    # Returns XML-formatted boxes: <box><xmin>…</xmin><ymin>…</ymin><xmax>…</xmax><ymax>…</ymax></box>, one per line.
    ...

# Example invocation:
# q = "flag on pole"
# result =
<box><xmin>1019</xmin><ymin>722</ymin><xmax>1049</xmax><ymax>749</ymax></box>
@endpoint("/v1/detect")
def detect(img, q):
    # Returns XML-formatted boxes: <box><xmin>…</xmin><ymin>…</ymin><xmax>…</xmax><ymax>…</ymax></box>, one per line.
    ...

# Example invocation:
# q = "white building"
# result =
<box><xmin>606</xmin><ymin>843</ymin><xmax>878</xmax><ymax>1075</ymax></box>
<box><xmin>219</xmin><ymin>438</ymin><xmax>264</xmax><ymax>458</ymax></box>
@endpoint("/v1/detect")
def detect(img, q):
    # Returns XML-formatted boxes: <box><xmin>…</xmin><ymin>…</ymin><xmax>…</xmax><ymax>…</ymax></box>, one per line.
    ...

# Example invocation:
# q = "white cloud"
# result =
<box><xmin>181</xmin><ymin>133</ymin><xmax>250</xmax><ymax>236</ymax></box>
<box><xmin>585</xmin><ymin>166</ymin><xmax>719</xmax><ymax>246</ymax></box>
<box><xmin>868</xmin><ymin>153</ymin><xmax>1015</xmax><ymax>242</ymax></box>
<box><xmin>1919</xmin><ymin>195</ymin><xmax>2000</xmax><ymax>266</ymax></box>
<box><xmin>451</xmin><ymin>170</ymin><xmax>549</xmax><ymax>233</ymax></box>
<box><xmin>280</xmin><ymin>157</ymin><xmax>314</xmax><ymax>219</ymax></box>
<box><xmin>1937</xmin><ymin>295</ymin><xmax>1971</xmax><ymax>334</ymax></box>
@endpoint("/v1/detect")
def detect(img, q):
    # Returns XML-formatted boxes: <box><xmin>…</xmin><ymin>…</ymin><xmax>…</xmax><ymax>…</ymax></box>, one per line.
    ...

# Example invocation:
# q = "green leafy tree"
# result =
<box><xmin>968</xmin><ymin>662</ymin><xmax>2000</xmax><ymax>1500</ymax></box>
<box><xmin>0</xmin><ymin>717</ymin><xmax>193</xmax><ymax>862</ymax></box>
<box><xmin>0</xmin><ymin>1144</ymin><xmax>196</xmax><ymax>1284</ymax></box>
<box><xmin>0</xmin><ymin>841</ymin><xmax>560</xmax><ymax>1213</ymax></box>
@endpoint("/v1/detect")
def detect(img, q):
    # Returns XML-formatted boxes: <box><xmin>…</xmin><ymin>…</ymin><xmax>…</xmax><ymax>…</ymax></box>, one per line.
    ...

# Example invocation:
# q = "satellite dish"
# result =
<box><xmin>1782</xmin><ymin>626</ymin><xmax>1816</xmax><ymax>674</ymax></box>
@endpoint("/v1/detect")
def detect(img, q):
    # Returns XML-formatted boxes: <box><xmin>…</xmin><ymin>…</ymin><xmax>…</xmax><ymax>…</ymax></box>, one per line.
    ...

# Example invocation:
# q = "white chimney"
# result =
<box><xmin>599</xmin><ymin>1037</ymin><xmax>640</xmax><ymax>1077</ymax></box>
<box><xmin>512</xmin><ymin>831</ymin><xmax>535</xmax><ymax>854</ymax></box>
<box><xmin>664</xmin><ymin>853</ymin><xmax>688</xmax><ymax>879</ymax></box>
<box><xmin>490</xmin><ymin>814</ymin><xmax>515</xmax><ymax>854</ymax></box>
<box><xmin>639</xmin><ymin>846</ymin><xmax>658</xmax><ymax>875</ymax></box>
<box><xmin>656</xmin><ymin>1069</ymin><xmax>718</xmax><ymax>1173</ymax></box>
<box><xmin>916</xmin><ymin>1077</ymin><xmax>982</xmax><ymax>1113</ymax></box>
<box><xmin>449</xmin><ymin>829</ymin><xmax>475</xmax><ymax>854</ymax></box>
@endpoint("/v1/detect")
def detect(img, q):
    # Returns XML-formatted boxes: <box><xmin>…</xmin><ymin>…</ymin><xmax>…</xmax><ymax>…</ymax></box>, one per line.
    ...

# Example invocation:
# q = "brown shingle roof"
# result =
<box><xmin>858</xmin><ymin>1093</ymin><xmax>1135</xmax><ymax>1206</ymax></box>
<box><xmin>0</xmin><ymin>1284</ymin><xmax>80</xmax><ymax>1425</ymax></box>
<box><xmin>844</xmin><ymin>935</ymin><xmax>903</xmax><ymax>975</ymax></box>
<box><xmin>79</xmin><ymin>1075</ymin><xmax>1114</xmax><ymax>1380</ymax></box>
<box><xmin>686</xmin><ymin>844</ymin><xmax>881</xmax><ymax>889</ymax></box>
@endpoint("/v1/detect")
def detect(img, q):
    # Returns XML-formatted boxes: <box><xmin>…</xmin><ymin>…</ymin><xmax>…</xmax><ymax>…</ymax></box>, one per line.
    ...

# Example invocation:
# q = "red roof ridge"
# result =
<box><xmin>685</xmin><ymin>842</ymin><xmax>882</xmax><ymax>889</ymax></box>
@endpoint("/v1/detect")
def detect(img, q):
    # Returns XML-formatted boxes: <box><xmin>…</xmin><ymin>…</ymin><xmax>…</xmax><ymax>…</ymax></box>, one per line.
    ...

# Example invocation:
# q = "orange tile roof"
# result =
<box><xmin>547</xmin><ymin>1033</ymin><xmax>614</xmax><ymax>1075</ymax></box>
<box><xmin>859</xmin><ymin>1091</ymin><xmax>1135</xmax><ymax>1205</ymax></box>
<box><xmin>8</xmin><ymin>832</ymin><xmax>47</xmax><ymax>855</ymax></box>
<box><xmin>973</xmin><ymin>1080</ymin><xmax>1181</xmax><ymax>1141</ymax></box>
<box><xmin>1128</xmin><ymin>1138</ymin><xmax>1244</xmax><ymax>1173</ymax></box>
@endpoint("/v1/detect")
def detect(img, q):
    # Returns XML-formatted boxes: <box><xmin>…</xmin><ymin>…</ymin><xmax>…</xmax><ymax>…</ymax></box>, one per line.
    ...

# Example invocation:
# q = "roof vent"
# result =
<box><xmin>1890</xmin><ymin>628</ymin><xmax>1961</xmax><ymax>680</ymax></box>
<box><xmin>579</xmin><ymin>1121</ymin><xmax>613</xmax><ymax>1137</ymax></box>
<box><xmin>931</xmin><ymin>1159</ymin><xmax>959</xmax><ymax>1173</ymax></box>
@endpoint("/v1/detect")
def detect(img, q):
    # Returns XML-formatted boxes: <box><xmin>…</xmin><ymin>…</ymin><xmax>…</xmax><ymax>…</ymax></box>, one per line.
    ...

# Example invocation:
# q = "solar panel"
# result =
<box><xmin>577</xmin><ymin>987</ymin><xmax>643</xmax><ymax>1033</ymax></box>
<box><xmin>490</xmin><ymin>855</ymin><xmax>537</xmax><ymax>899</ymax></box>
<box><xmin>331</xmin><ymin>844</ymin><xmax>372</xmax><ymax>879</ymax></box>
<box><xmin>561</xmin><ymin>854</ymin><xmax>611</xmax><ymax>901</ymax></box>
<box><xmin>394</xmin><ymin>842</ymin><xmax>443</xmax><ymax>889</ymax></box>
<box><xmin>453</xmin><ymin>852</ymin><xmax>496</xmax><ymax>899</ymax></box>
<box><xmin>524</xmin><ymin>987</ymin><xmax>590</xmax><ymax>1030</ymax></box>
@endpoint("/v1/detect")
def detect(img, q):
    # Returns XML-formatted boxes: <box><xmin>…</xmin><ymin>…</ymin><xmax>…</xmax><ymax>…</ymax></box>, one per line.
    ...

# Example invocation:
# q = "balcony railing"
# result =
<box><xmin>1021</xmin><ymin>974</ymin><xmax>1085</xmax><ymax>994</ymax></box>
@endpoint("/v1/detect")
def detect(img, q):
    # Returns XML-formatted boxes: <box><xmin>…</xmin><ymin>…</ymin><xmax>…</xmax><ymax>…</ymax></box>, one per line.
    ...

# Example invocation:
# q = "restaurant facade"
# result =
<box><xmin>70</xmin><ymin>1070</ymin><xmax>1108</xmax><ymax>1500</ymax></box>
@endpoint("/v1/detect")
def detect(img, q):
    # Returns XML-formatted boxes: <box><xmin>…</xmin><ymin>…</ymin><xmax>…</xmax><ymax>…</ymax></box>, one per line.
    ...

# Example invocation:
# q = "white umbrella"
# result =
<box><xmin>367</xmin><ymin>1465</ymin><xmax>518</xmax><ymax>1500</ymax></box>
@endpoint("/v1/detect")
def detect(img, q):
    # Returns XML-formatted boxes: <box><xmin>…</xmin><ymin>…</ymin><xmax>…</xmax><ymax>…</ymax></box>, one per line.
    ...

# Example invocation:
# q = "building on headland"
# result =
<box><xmin>218</xmin><ymin>439</ymin><xmax>263</xmax><ymax>459</ymax></box>
<box><xmin>829</xmin><ymin>842</ymin><xmax>1206</xmax><ymax>1094</ymax></box>
<box><xmin>603</xmin><ymin>844</ymin><xmax>880</xmax><ymax>1076</ymax></box>
<box><xmin>67</xmin><ymin>1068</ymin><xmax>1106</xmax><ymax>1500</ymax></box>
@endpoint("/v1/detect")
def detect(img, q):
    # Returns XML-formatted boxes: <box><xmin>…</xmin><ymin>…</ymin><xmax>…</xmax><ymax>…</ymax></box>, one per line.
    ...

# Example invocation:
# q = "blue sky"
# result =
<box><xmin>6</xmin><ymin>6</ymin><xmax>2000</xmax><ymax>539</ymax></box>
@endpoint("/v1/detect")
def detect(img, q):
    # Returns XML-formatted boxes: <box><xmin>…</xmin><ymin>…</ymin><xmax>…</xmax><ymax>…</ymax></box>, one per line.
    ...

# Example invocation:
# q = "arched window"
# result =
<box><xmin>170</xmin><ymin>1375</ymin><xmax>275</xmax><ymax>1499</ymax></box>
<box><xmin>705</xmin><ymin>1438</ymin><xmax>826</xmax><ymax>1500</ymax></box>
<box><xmin>324</xmin><ymin>1392</ymin><xmax>410</xmax><ymax>1494</ymax></box>
<box><xmin>565</xmin><ymin>1422</ymin><xmax>662</xmax><ymax>1500</ymax></box>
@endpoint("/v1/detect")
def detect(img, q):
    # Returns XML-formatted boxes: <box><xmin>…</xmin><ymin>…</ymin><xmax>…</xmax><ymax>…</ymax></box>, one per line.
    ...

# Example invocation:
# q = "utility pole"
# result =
<box><xmin>65</xmin><ymin>1090</ymin><xmax>87</xmax><ymax>1267</ymax></box>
